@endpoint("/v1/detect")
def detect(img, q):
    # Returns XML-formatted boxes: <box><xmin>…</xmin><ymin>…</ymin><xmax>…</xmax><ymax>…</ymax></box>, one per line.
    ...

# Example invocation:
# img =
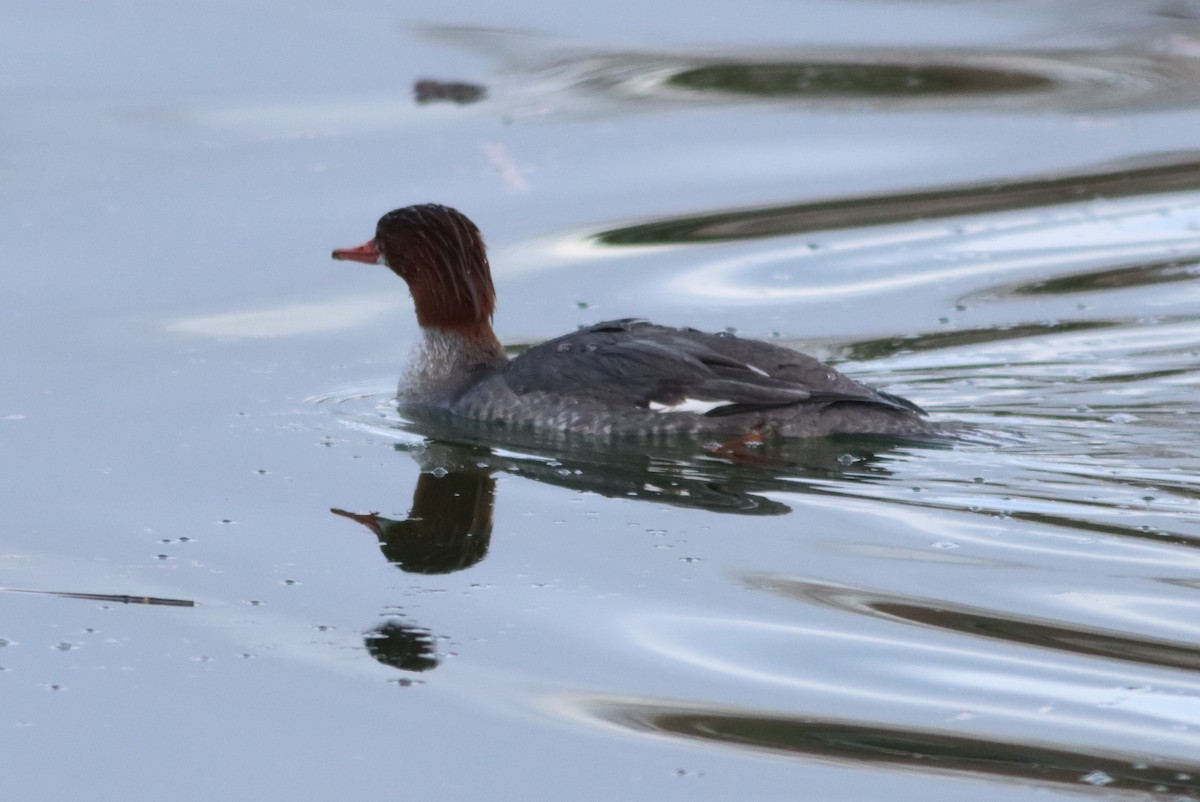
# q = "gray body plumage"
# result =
<box><xmin>402</xmin><ymin>319</ymin><xmax>938</xmax><ymax>439</ymax></box>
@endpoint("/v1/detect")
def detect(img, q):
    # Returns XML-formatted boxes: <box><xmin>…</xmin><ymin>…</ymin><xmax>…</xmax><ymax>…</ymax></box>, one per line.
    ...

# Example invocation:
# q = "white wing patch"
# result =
<box><xmin>745</xmin><ymin>364</ymin><xmax>770</xmax><ymax>377</ymax></box>
<box><xmin>649</xmin><ymin>398</ymin><xmax>730</xmax><ymax>415</ymax></box>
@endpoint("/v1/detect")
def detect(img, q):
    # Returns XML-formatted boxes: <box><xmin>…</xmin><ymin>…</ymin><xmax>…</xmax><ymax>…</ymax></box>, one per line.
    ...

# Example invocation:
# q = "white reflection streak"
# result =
<box><xmin>1058</xmin><ymin>592</ymin><xmax>1200</xmax><ymax>641</ymax></box>
<box><xmin>670</xmin><ymin>247</ymin><xmax>1003</xmax><ymax>301</ymax></box>
<box><xmin>762</xmin><ymin>489</ymin><xmax>1200</xmax><ymax>569</ymax></box>
<box><xmin>166</xmin><ymin>297</ymin><xmax>399</xmax><ymax>338</ymax></box>
<box><xmin>482</xmin><ymin>142</ymin><xmax>530</xmax><ymax>193</ymax></box>
<box><xmin>669</xmin><ymin>237</ymin><xmax>1200</xmax><ymax>302</ymax></box>
<box><xmin>193</xmin><ymin>97</ymin><xmax>436</xmax><ymax>138</ymax></box>
<box><xmin>662</xmin><ymin>191</ymin><xmax>1200</xmax><ymax>302</ymax></box>
<box><xmin>626</xmin><ymin>613</ymin><xmax>1200</xmax><ymax>750</ymax></box>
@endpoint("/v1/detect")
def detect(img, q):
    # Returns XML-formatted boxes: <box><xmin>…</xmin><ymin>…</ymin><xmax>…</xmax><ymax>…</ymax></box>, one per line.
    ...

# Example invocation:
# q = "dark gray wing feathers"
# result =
<box><xmin>501</xmin><ymin>320</ymin><xmax>923</xmax><ymax>417</ymax></box>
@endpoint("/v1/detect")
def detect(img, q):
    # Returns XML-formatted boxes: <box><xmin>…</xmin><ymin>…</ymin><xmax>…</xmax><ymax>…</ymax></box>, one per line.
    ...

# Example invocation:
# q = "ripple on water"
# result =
<box><xmin>540</xmin><ymin>607</ymin><xmax>1200</xmax><ymax>795</ymax></box>
<box><xmin>307</xmin><ymin>382</ymin><xmax>423</xmax><ymax>450</ymax></box>
<box><xmin>423</xmin><ymin>25</ymin><xmax>1200</xmax><ymax>115</ymax></box>
<box><xmin>558</xmin><ymin>690</ymin><xmax>1200</xmax><ymax>796</ymax></box>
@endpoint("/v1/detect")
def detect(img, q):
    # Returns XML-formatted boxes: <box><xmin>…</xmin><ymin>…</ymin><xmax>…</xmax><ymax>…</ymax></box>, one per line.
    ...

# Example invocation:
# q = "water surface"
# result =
<box><xmin>3</xmin><ymin>1</ymin><xmax>1200</xmax><ymax>799</ymax></box>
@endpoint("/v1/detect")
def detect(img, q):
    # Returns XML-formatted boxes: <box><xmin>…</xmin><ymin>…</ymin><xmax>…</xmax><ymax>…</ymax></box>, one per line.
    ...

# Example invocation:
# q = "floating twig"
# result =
<box><xmin>0</xmin><ymin>587</ymin><xmax>195</xmax><ymax>607</ymax></box>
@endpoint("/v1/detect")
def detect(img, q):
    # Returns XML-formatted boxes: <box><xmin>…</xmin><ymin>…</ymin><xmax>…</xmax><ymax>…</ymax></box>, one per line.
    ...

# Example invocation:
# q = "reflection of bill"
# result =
<box><xmin>332</xmin><ymin>469</ymin><xmax>494</xmax><ymax>575</ymax></box>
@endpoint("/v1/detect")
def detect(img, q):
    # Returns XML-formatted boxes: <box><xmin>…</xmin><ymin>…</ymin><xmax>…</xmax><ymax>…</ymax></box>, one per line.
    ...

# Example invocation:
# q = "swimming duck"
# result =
<box><xmin>333</xmin><ymin>204</ymin><xmax>936</xmax><ymax>439</ymax></box>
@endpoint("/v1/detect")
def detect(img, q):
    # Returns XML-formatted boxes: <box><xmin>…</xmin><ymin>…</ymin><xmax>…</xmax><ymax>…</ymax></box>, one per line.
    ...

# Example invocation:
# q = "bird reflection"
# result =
<box><xmin>332</xmin><ymin>421</ymin><xmax>926</xmax><ymax>576</ymax></box>
<box><xmin>364</xmin><ymin>619</ymin><xmax>440</xmax><ymax>673</ymax></box>
<box><xmin>331</xmin><ymin>424</ymin><xmax>933</xmax><ymax>674</ymax></box>
<box><xmin>332</xmin><ymin>467</ymin><xmax>494</xmax><ymax>574</ymax></box>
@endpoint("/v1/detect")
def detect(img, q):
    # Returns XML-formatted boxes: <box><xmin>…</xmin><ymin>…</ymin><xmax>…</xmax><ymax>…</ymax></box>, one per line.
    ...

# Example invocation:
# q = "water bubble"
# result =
<box><xmin>1080</xmin><ymin>771</ymin><xmax>1114</xmax><ymax>787</ymax></box>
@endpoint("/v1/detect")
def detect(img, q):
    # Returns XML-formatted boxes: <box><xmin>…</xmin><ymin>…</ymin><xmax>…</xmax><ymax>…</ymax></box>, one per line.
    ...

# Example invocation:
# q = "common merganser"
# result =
<box><xmin>332</xmin><ymin>204</ymin><xmax>938</xmax><ymax>439</ymax></box>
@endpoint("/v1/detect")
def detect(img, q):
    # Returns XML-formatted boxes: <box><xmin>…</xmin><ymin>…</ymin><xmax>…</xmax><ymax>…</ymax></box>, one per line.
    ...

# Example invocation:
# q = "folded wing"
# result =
<box><xmin>501</xmin><ymin>320</ymin><xmax>924</xmax><ymax>417</ymax></box>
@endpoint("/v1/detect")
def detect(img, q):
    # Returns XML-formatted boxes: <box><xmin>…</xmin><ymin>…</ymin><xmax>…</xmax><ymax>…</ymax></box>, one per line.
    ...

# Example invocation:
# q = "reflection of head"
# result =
<box><xmin>331</xmin><ymin>469</ymin><xmax>494</xmax><ymax>574</ymax></box>
<box><xmin>365</xmin><ymin>620</ymin><xmax>439</xmax><ymax>672</ymax></box>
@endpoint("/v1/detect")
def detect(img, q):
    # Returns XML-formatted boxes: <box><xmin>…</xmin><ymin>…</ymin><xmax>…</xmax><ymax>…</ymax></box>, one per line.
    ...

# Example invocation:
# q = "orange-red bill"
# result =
<box><xmin>331</xmin><ymin>240</ymin><xmax>381</xmax><ymax>264</ymax></box>
<box><xmin>329</xmin><ymin>507</ymin><xmax>386</xmax><ymax>536</ymax></box>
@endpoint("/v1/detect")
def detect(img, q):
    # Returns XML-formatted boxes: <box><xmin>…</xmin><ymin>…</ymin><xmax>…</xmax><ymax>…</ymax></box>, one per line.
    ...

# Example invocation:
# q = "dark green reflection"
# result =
<box><xmin>590</xmin><ymin>701</ymin><xmax>1200</xmax><ymax>795</ymax></box>
<box><xmin>365</xmin><ymin>620</ymin><xmax>440</xmax><ymax>672</ymax></box>
<box><xmin>596</xmin><ymin>154</ymin><xmax>1200</xmax><ymax>246</ymax></box>
<box><xmin>759</xmin><ymin>577</ymin><xmax>1200</xmax><ymax>673</ymax></box>
<box><xmin>1013</xmin><ymin>257</ymin><xmax>1200</xmax><ymax>296</ymax></box>
<box><xmin>668</xmin><ymin>62</ymin><xmax>1050</xmax><ymax>98</ymax></box>
<box><xmin>878</xmin><ymin>600</ymin><xmax>1200</xmax><ymax>672</ymax></box>
<box><xmin>843</xmin><ymin>320</ymin><xmax>1113</xmax><ymax>361</ymax></box>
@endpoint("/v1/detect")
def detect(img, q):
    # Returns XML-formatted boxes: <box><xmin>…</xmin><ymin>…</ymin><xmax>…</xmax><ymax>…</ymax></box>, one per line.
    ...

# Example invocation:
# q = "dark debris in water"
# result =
<box><xmin>413</xmin><ymin>79</ymin><xmax>487</xmax><ymax>105</ymax></box>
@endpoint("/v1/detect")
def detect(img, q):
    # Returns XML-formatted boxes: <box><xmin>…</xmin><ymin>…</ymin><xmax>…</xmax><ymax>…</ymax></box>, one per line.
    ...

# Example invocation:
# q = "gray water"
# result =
<box><xmin>4</xmin><ymin>1</ymin><xmax>1200</xmax><ymax>799</ymax></box>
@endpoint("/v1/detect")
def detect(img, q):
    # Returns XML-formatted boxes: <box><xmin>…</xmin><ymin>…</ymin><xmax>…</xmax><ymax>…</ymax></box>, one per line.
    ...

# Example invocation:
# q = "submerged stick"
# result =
<box><xmin>0</xmin><ymin>587</ymin><xmax>195</xmax><ymax>607</ymax></box>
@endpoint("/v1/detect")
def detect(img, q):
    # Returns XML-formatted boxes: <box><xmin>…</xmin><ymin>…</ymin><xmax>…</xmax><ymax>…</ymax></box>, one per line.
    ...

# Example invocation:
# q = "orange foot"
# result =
<box><xmin>704</xmin><ymin>431</ymin><xmax>778</xmax><ymax>464</ymax></box>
